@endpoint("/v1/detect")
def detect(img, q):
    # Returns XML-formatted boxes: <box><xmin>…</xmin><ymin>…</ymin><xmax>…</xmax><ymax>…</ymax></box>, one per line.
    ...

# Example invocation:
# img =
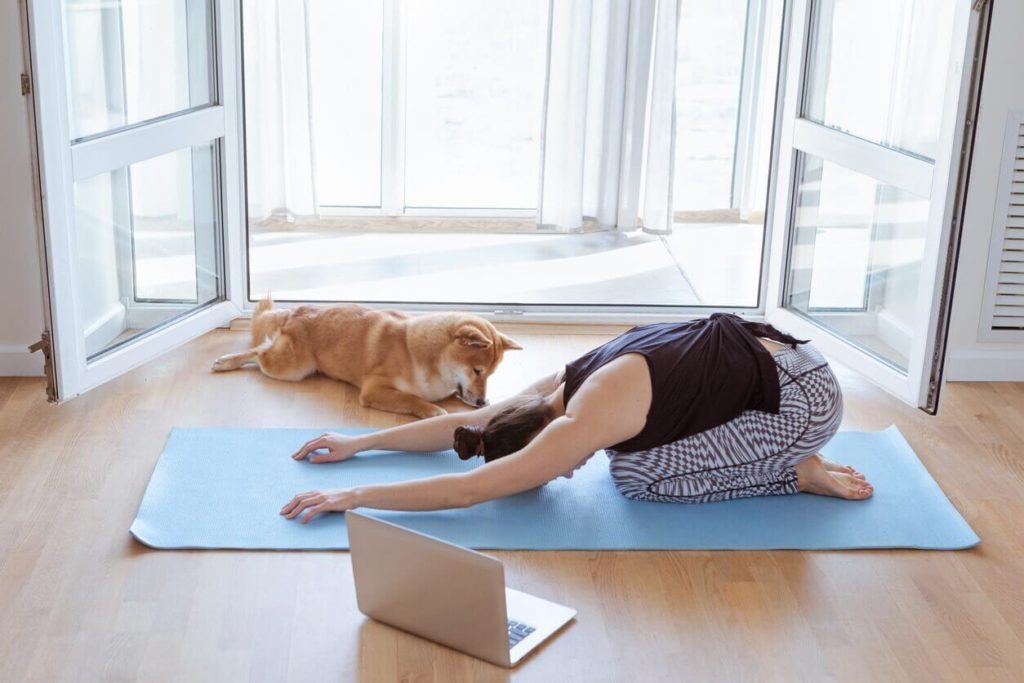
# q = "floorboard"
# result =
<box><xmin>1</xmin><ymin>328</ymin><xmax>1022</xmax><ymax>682</ymax></box>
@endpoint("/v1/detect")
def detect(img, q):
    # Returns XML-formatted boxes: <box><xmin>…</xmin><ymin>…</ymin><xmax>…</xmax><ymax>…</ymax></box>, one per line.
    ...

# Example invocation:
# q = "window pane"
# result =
<box><xmin>74</xmin><ymin>144</ymin><xmax>221</xmax><ymax>358</ymax></box>
<box><xmin>673</xmin><ymin>0</ymin><xmax>747</xmax><ymax>211</ymax></box>
<box><xmin>63</xmin><ymin>0</ymin><xmax>214</xmax><ymax>140</ymax></box>
<box><xmin>669</xmin><ymin>0</ymin><xmax>781</xmax><ymax>309</ymax></box>
<box><xmin>404</xmin><ymin>0</ymin><xmax>547</xmax><ymax>209</ymax></box>
<box><xmin>308</xmin><ymin>0</ymin><xmax>383</xmax><ymax>207</ymax></box>
<box><xmin>786</xmin><ymin>155</ymin><xmax>929</xmax><ymax>370</ymax></box>
<box><xmin>804</xmin><ymin>0</ymin><xmax>957</xmax><ymax>160</ymax></box>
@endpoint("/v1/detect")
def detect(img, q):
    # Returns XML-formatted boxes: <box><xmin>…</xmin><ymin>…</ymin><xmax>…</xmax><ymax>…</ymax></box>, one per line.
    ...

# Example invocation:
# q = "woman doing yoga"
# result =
<box><xmin>281</xmin><ymin>313</ymin><xmax>872</xmax><ymax>523</ymax></box>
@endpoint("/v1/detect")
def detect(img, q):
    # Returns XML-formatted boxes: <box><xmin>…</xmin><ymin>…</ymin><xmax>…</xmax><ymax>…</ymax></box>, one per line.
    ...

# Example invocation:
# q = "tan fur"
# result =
<box><xmin>212</xmin><ymin>295</ymin><xmax>522</xmax><ymax>418</ymax></box>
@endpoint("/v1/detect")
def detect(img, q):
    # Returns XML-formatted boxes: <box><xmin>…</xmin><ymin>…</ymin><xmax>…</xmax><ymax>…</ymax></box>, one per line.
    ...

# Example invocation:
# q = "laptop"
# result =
<box><xmin>346</xmin><ymin>510</ymin><xmax>576</xmax><ymax>668</ymax></box>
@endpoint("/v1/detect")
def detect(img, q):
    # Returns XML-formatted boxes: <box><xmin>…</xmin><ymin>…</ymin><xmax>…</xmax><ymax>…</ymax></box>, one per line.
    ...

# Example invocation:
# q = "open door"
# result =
<box><xmin>763</xmin><ymin>0</ymin><xmax>987</xmax><ymax>411</ymax></box>
<box><xmin>27</xmin><ymin>0</ymin><xmax>245</xmax><ymax>400</ymax></box>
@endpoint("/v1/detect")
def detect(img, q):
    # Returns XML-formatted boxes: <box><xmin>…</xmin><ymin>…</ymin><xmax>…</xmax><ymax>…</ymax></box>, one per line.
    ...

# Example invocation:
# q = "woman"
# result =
<box><xmin>281</xmin><ymin>313</ymin><xmax>872</xmax><ymax>524</ymax></box>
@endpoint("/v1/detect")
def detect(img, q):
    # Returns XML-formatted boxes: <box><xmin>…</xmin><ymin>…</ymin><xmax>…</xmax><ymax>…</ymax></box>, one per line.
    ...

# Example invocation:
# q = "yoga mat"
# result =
<box><xmin>130</xmin><ymin>426</ymin><xmax>979</xmax><ymax>551</ymax></box>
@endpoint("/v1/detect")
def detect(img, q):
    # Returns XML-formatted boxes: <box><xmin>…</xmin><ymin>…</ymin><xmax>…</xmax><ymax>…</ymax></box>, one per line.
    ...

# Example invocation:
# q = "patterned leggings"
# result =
<box><xmin>607</xmin><ymin>344</ymin><xmax>843</xmax><ymax>503</ymax></box>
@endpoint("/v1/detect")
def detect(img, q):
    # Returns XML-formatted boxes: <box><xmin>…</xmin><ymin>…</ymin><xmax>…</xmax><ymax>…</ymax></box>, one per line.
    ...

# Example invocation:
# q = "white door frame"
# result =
<box><xmin>762</xmin><ymin>0</ymin><xmax>981</xmax><ymax>408</ymax></box>
<box><xmin>28</xmin><ymin>0</ymin><xmax>246</xmax><ymax>400</ymax></box>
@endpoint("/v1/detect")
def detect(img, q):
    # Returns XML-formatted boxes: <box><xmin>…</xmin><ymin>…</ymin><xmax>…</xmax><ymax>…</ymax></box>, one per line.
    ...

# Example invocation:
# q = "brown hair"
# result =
<box><xmin>453</xmin><ymin>395</ymin><xmax>554</xmax><ymax>463</ymax></box>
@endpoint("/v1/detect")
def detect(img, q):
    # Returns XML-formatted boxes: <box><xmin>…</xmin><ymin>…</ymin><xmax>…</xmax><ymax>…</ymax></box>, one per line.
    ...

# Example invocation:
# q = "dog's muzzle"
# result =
<box><xmin>456</xmin><ymin>383</ymin><xmax>487</xmax><ymax>408</ymax></box>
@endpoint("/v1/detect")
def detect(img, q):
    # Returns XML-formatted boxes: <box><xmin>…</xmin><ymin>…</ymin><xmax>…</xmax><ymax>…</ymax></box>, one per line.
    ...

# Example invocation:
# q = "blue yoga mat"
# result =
<box><xmin>130</xmin><ymin>426</ymin><xmax>978</xmax><ymax>551</ymax></box>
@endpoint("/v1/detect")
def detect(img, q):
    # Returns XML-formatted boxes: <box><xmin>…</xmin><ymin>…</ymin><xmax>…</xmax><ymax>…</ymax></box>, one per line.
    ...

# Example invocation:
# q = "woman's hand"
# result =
<box><xmin>291</xmin><ymin>432</ymin><xmax>364</xmax><ymax>463</ymax></box>
<box><xmin>280</xmin><ymin>488</ymin><xmax>359</xmax><ymax>523</ymax></box>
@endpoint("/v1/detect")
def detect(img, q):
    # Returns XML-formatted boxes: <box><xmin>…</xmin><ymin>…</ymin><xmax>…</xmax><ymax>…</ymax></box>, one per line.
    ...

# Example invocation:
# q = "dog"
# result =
<box><xmin>212</xmin><ymin>296</ymin><xmax>522</xmax><ymax>418</ymax></box>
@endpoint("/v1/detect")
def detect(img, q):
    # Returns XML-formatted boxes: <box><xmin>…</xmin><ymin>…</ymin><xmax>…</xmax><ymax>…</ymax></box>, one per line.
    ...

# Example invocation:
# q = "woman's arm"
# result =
<box><xmin>291</xmin><ymin>370</ymin><xmax>566</xmax><ymax>462</ymax></box>
<box><xmin>282</xmin><ymin>415</ymin><xmax>604</xmax><ymax>522</ymax></box>
<box><xmin>291</xmin><ymin>409</ymin><xmax>487</xmax><ymax>463</ymax></box>
<box><xmin>282</xmin><ymin>358</ymin><xmax>647</xmax><ymax>521</ymax></box>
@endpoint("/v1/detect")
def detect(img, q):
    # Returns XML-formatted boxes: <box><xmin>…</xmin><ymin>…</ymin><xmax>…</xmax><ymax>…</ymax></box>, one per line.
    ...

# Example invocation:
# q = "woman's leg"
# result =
<box><xmin>609</xmin><ymin>345</ymin><xmax>866</xmax><ymax>503</ymax></box>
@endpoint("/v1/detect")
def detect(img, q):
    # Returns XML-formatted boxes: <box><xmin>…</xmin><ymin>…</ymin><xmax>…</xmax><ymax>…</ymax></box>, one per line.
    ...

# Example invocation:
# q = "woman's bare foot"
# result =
<box><xmin>795</xmin><ymin>454</ymin><xmax>873</xmax><ymax>500</ymax></box>
<box><xmin>818</xmin><ymin>456</ymin><xmax>866</xmax><ymax>481</ymax></box>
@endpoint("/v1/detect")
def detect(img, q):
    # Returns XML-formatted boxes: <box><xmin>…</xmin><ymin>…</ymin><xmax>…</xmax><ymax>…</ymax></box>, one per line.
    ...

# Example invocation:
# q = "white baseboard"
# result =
<box><xmin>0</xmin><ymin>344</ymin><xmax>44</xmax><ymax>377</ymax></box>
<box><xmin>945</xmin><ymin>349</ymin><xmax>1024</xmax><ymax>381</ymax></box>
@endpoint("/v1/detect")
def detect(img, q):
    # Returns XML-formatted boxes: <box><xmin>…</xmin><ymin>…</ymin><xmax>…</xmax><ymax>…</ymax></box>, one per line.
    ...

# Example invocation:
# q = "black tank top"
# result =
<box><xmin>562</xmin><ymin>313</ymin><xmax>807</xmax><ymax>452</ymax></box>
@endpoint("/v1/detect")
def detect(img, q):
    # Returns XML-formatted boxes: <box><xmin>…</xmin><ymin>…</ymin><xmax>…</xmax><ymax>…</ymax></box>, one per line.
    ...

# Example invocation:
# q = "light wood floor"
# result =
<box><xmin>1</xmin><ymin>328</ymin><xmax>1023</xmax><ymax>682</ymax></box>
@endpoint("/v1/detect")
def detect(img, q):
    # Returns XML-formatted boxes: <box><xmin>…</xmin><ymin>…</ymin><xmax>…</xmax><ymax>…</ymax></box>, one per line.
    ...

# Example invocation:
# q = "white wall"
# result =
<box><xmin>945</xmin><ymin>0</ymin><xmax>1024</xmax><ymax>381</ymax></box>
<box><xmin>0</xmin><ymin>2</ymin><xmax>45</xmax><ymax>377</ymax></box>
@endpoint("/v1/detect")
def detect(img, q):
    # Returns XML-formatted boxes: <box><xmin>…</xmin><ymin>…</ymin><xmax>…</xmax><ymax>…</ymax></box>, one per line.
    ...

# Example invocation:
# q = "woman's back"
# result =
<box><xmin>562</xmin><ymin>313</ymin><xmax>805</xmax><ymax>452</ymax></box>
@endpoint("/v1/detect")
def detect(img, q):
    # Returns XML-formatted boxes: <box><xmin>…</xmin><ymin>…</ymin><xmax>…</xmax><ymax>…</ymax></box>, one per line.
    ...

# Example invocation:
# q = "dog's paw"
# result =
<box><xmin>211</xmin><ymin>357</ymin><xmax>233</xmax><ymax>372</ymax></box>
<box><xmin>416</xmin><ymin>405</ymin><xmax>448</xmax><ymax>419</ymax></box>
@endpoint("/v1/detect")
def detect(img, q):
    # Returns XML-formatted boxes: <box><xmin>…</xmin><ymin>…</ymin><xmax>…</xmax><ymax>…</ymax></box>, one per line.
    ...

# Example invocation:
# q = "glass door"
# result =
<box><xmin>29</xmin><ymin>0</ymin><xmax>245</xmax><ymax>400</ymax></box>
<box><xmin>764</xmin><ymin>0</ymin><xmax>985</xmax><ymax>410</ymax></box>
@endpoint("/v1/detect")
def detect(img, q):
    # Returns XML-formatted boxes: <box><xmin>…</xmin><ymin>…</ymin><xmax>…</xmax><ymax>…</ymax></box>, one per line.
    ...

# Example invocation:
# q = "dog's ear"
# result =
<box><xmin>499</xmin><ymin>333</ymin><xmax>523</xmax><ymax>351</ymax></box>
<box><xmin>455</xmin><ymin>325</ymin><xmax>493</xmax><ymax>348</ymax></box>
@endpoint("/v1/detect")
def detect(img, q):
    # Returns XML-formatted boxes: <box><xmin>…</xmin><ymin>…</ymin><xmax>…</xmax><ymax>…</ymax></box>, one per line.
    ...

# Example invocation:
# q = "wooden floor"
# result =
<box><xmin>1</xmin><ymin>328</ymin><xmax>1023</xmax><ymax>682</ymax></box>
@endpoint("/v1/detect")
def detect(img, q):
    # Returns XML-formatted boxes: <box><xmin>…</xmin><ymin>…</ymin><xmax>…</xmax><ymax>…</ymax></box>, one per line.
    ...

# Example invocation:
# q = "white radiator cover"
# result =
<box><xmin>979</xmin><ymin>110</ymin><xmax>1024</xmax><ymax>340</ymax></box>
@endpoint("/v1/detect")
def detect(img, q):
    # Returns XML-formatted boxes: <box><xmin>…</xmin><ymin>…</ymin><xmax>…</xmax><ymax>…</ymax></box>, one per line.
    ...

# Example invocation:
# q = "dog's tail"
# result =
<box><xmin>254</xmin><ymin>292</ymin><xmax>274</xmax><ymax>319</ymax></box>
<box><xmin>250</xmin><ymin>293</ymin><xmax>278</xmax><ymax>347</ymax></box>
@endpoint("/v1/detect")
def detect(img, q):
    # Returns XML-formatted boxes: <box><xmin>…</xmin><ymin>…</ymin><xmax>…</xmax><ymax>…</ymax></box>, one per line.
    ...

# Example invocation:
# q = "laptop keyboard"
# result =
<box><xmin>507</xmin><ymin>619</ymin><xmax>536</xmax><ymax>648</ymax></box>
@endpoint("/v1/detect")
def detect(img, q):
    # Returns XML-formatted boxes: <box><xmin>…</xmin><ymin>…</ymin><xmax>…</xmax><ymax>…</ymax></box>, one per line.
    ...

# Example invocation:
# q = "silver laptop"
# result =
<box><xmin>346</xmin><ymin>510</ymin><xmax>576</xmax><ymax>668</ymax></box>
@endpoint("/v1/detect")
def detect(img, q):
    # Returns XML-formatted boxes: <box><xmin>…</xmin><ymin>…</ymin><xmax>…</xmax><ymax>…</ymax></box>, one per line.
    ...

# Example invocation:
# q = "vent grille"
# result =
<box><xmin>986</xmin><ymin>115</ymin><xmax>1024</xmax><ymax>332</ymax></box>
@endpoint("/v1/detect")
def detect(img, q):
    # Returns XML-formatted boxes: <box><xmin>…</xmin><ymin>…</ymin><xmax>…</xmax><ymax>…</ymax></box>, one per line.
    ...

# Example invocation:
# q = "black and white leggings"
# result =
<box><xmin>607</xmin><ymin>344</ymin><xmax>843</xmax><ymax>504</ymax></box>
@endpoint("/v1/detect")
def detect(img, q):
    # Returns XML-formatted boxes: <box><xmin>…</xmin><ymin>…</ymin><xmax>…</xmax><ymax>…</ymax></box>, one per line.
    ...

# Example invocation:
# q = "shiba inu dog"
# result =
<box><xmin>212</xmin><ymin>296</ymin><xmax>522</xmax><ymax>418</ymax></box>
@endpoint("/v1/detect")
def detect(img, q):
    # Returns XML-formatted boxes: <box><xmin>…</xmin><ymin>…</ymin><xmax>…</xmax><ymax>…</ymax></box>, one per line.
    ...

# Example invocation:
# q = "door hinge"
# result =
<box><xmin>20</xmin><ymin>73</ymin><xmax>30</xmax><ymax>96</ymax></box>
<box><xmin>28</xmin><ymin>331</ymin><xmax>57</xmax><ymax>403</ymax></box>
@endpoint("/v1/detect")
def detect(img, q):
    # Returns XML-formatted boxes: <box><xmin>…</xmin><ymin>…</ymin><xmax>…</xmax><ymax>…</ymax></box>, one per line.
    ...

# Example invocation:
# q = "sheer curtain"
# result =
<box><xmin>241</xmin><ymin>0</ymin><xmax>680</xmax><ymax>228</ymax></box>
<box><xmin>242</xmin><ymin>0</ymin><xmax>318</xmax><ymax>221</ymax></box>
<box><xmin>538</xmin><ymin>0</ymin><xmax>680</xmax><ymax>234</ymax></box>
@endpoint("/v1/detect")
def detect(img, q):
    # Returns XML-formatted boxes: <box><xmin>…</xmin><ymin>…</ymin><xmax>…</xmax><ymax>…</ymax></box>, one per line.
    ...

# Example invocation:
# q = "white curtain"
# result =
<box><xmin>538</xmin><ymin>0</ymin><xmax>680</xmax><ymax>234</ymax></box>
<box><xmin>243</xmin><ymin>0</ymin><xmax>318</xmax><ymax>221</ymax></box>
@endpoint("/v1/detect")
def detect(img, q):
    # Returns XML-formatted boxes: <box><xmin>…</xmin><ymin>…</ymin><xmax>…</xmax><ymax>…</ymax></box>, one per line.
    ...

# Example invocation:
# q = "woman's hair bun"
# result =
<box><xmin>453</xmin><ymin>425</ymin><xmax>484</xmax><ymax>460</ymax></box>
